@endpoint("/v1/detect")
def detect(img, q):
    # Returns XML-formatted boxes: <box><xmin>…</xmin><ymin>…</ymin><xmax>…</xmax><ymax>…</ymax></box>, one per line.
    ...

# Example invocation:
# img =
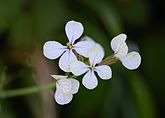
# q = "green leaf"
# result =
<box><xmin>0</xmin><ymin>0</ymin><xmax>23</xmax><ymax>30</ymax></box>
<box><xmin>0</xmin><ymin>69</ymin><xmax>6</xmax><ymax>91</ymax></box>
<box><xmin>97</xmin><ymin>3</ymin><xmax>123</xmax><ymax>35</ymax></box>
<box><xmin>126</xmin><ymin>72</ymin><xmax>156</xmax><ymax>118</ymax></box>
<box><xmin>31</xmin><ymin>0</ymin><xmax>67</xmax><ymax>41</ymax></box>
<box><xmin>9</xmin><ymin>14</ymin><xmax>33</xmax><ymax>47</ymax></box>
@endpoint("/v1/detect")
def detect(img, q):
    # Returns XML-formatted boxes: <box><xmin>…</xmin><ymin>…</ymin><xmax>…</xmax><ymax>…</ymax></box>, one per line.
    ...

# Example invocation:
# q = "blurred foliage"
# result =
<box><xmin>0</xmin><ymin>0</ymin><xmax>165</xmax><ymax>118</ymax></box>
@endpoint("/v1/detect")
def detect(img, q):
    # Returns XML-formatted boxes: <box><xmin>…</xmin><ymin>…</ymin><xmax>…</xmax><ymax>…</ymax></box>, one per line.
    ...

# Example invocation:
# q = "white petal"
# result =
<box><xmin>70</xmin><ymin>61</ymin><xmax>89</xmax><ymax>76</ymax></box>
<box><xmin>69</xmin><ymin>79</ymin><xmax>80</xmax><ymax>94</ymax></box>
<box><xmin>111</xmin><ymin>34</ymin><xmax>127</xmax><ymax>52</ymax></box>
<box><xmin>121</xmin><ymin>52</ymin><xmax>141</xmax><ymax>70</ymax></box>
<box><xmin>80</xmin><ymin>36</ymin><xmax>94</xmax><ymax>42</ymax></box>
<box><xmin>73</xmin><ymin>40</ymin><xmax>95</xmax><ymax>57</ymax></box>
<box><xmin>80</xmin><ymin>36</ymin><xmax>104</xmax><ymax>59</ymax></box>
<box><xmin>43</xmin><ymin>41</ymin><xmax>67</xmax><ymax>60</ymax></box>
<box><xmin>114</xmin><ymin>42</ymin><xmax>128</xmax><ymax>59</ymax></box>
<box><xmin>51</xmin><ymin>75</ymin><xmax>67</xmax><ymax>80</ymax></box>
<box><xmin>111</xmin><ymin>34</ymin><xmax>128</xmax><ymax>58</ymax></box>
<box><xmin>89</xmin><ymin>43</ymin><xmax>105</xmax><ymax>66</ymax></box>
<box><xmin>82</xmin><ymin>71</ymin><xmax>98</xmax><ymax>89</ymax></box>
<box><xmin>65</xmin><ymin>20</ymin><xmax>84</xmax><ymax>44</ymax></box>
<box><xmin>56</xmin><ymin>78</ymin><xmax>72</xmax><ymax>94</ymax></box>
<box><xmin>95</xmin><ymin>65</ymin><xmax>112</xmax><ymax>80</ymax></box>
<box><xmin>55</xmin><ymin>90</ymin><xmax>73</xmax><ymax>105</ymax></box>
<box><xmin>59</xmin><ymin>50</ymin><xmax>77</xmax><ymax>72</ymax></box>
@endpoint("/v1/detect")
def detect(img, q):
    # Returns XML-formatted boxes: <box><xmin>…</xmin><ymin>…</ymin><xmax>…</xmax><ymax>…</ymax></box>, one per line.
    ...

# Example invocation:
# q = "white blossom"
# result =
<box><xmin>43</xmin><ymin>20</ymin><xmax>94</xmax><ymax>72</ymax></box>
<box><xmin>70</xmin><ymin>43</ymin><xmax>112</xmax><ymax>89</ymax></box>
<box><xmin>111</xmin><ymin>34</ymin><xmax>141</xmax><ymax>70</ymax></box>
<box><xmin>51</xmin><ymin>75</ymin><xmax>79</xmax><ymax>105</ymax></box>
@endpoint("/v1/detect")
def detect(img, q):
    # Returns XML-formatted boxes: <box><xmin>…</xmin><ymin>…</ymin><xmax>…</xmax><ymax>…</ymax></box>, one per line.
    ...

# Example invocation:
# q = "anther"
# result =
<box><xmin>66</xmin><ymin>42</ymin><xmax>73</xmax><ymax>49</ymax></box>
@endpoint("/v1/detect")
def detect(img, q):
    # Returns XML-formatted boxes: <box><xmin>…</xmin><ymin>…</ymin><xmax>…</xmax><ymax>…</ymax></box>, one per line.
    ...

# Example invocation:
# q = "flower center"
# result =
<box><xmin>89</xmin><ymin>65</ymin><xmax>94</xmax><ymax>70</ymax></box>
<box><xmin>66</xmin><ymin>42</ymin><xmax>73</xmax><ymax>49</ymax></box>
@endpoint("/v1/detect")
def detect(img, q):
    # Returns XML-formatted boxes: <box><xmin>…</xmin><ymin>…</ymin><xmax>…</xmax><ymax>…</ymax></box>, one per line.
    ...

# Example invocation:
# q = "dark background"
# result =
<box><xmin>0</xmin><ymin>0</ymin><xmax>165</xmax><ymax>118</ymax></box>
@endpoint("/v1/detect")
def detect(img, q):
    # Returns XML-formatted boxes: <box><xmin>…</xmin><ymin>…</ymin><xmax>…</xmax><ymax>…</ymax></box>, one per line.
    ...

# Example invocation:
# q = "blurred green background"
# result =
<box><xmin>0</xmin><ymin>0</ymin><xmax>165</xmax><ymax>118</ymax></box>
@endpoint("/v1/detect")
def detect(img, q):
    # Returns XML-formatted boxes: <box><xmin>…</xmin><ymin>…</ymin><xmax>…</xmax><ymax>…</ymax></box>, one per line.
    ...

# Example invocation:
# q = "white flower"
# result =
<box><xmin>70</xmin><ymin>43</ymin><xmax>112</xmax><ymax>89</ymax></box>
<box><xmin>111</xmin><ymin>34</ymin><xmax>141</xmax><ymax>70</ymax></box>
<box><xmin>43</xmin><ymin>20</ymin><xmax>94</xmax><ymax>72</ymax></box>
<box><xmin>51</xmin><ymin>75</ymin><xmax>79</xmax><ymax>105</ymax></box>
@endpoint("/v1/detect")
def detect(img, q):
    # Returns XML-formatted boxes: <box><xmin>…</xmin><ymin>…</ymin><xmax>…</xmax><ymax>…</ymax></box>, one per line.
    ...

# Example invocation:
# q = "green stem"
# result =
<box><xmin>0</xmin><ymin>82</ymin><xmax>56</xmax><ymax>98</ymax></box>
<box><xmin>98</xmin><ymin>55</ymin><xmax>118</xmax><ymax>66</ymax></box>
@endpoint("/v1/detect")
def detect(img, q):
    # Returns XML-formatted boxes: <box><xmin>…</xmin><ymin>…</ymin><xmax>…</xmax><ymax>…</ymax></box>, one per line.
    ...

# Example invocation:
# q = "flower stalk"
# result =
<box><xmin>98</xmin><ymin>55</ymin><xmax>118</xmax><ymax>66</ymax></box>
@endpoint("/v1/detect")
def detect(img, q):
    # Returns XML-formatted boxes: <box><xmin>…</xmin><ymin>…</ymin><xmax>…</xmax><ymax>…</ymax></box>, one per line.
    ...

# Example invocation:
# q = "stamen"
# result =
<box><xmin>89</xmin><ymin>65</ymin><xmax>94</xmax><ymax>70</ymax></box>
<box><xmin>66</xmin><ymin>42</ymin><xmax>73</xmax><ymax>49</ymax></box>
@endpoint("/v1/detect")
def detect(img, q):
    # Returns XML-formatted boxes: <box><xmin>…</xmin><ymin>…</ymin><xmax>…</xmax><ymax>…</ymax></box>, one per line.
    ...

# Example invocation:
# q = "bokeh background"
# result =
<box><xmin>0</xmin><ymin>0</ymin><xmax>165</xmax><ymax>118</ymax></box>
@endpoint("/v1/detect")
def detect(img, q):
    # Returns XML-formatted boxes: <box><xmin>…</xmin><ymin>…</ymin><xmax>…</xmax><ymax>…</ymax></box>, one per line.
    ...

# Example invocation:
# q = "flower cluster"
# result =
<box><xmin>43</xmin><ymin>20</ymin><xmax>141</xmax><ymax>105</ymax></box>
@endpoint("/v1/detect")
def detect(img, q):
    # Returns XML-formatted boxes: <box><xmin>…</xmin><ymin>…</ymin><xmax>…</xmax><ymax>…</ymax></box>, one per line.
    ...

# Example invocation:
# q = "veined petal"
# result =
<box><xmin>65</xmin><ymin>20</ymin><xmax>84</xmax><ymax>44</ymax></box>
<box><xmin>70</xmin><ymin>79</ymin><xmax>80</xmax><ymax>94</ymax></box>
<box><xmin>55</xmin><ymin>90</ymin><xmax>73</xmax><ymax>105</ymax></box>
<box><xmin>82</xmin><ymin>71</ymin><xmax>98</xmax><ymax>89</ymax></box>
<box><xmin>114</xmin><ymin>42</ymin><xmax>128</xmax><ymax>59</ymax></box>
<box><xmin>121</xmin><ymin>52</ymin><xmax>141</xmax><ymax>70</ymax></box>
<box><xmin>80</xmin><ymin>36</ymin><xmax>104</xmax><ymax>59</ymax></box>
<box><xmin>95</xmin><ymin>65</ymin><xmax>112</xmax><ymax>80</ymax></box>
<box><xmin>88</xmin><ymin>42</ymin><xmax>104</xmax><ymax>58</ymax></box>
<box><xmin>51</xmin><ymin>75</ymin><xmax>67</xmax><ymax>80</ymax></box>
<box><xmin>56</xmin><ymin>78</ymin><xmax>72</xmax><ymax>94</ymax></box>
<box><xmin>70</xmin><ymin>61</ymin><xmax>89</xmax><ymax>76</ymax></box>
<box><xmin>89</xmin><ymin>43</ymin><xmax>105</xmax><ymax>66</ymax></box>
<box><xmin>111</xmin><ymin>34</ymin><xmax>128</xmax><ymax>58</ymax></box>
<box><xmin>43</xmin><ymin>41</ymin><xmax>67</xmax><ymax>60</ymax></box>
<box><xmin>111</xmin><ymin>33</ymin><xmax>127</xmax><ymax>52</ymax></box>
<box><xmin>73</xmin><ymin>40</ymin><xmax>95</xmax><ymax>57</ymax></box>
<box><xmin>59</xmin><ymin>50</ymin><xmax>77</xmax><ymax>72</ymax></box>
